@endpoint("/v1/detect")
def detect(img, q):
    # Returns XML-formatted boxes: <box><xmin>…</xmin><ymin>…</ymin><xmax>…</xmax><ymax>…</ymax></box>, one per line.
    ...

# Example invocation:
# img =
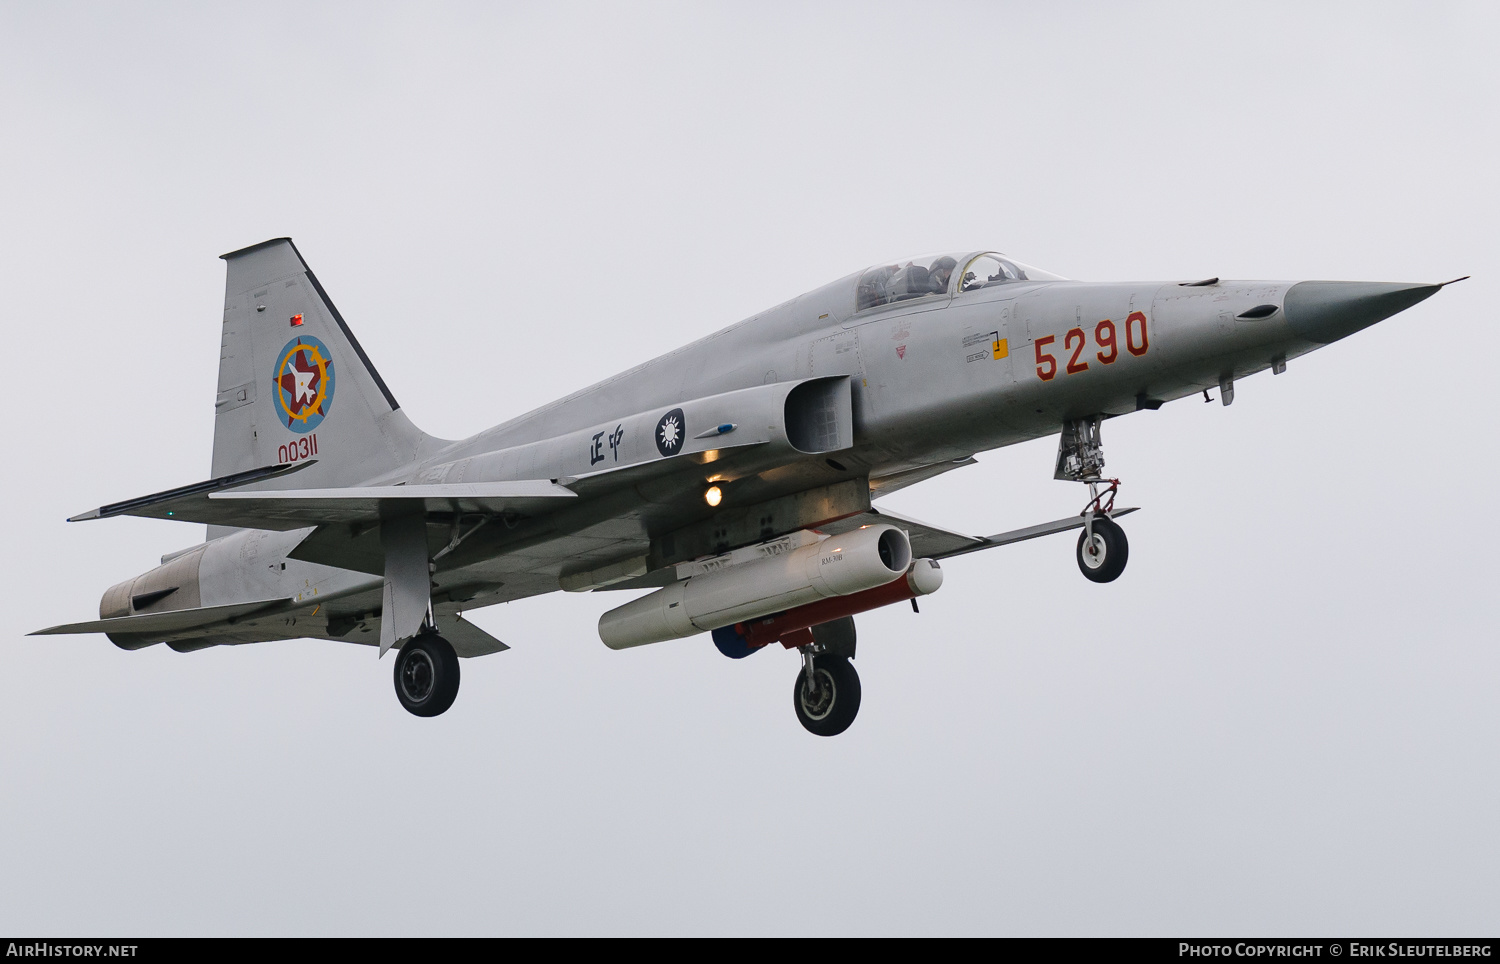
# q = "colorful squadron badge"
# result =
<box><xmin>273</xmin><ymin>335</ymin><xmax>335</xmax><ymax>433</ymax></box>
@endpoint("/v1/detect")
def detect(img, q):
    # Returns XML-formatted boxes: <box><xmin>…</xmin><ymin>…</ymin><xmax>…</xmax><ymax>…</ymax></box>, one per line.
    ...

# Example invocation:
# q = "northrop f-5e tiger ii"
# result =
<box><xmin>35</xmin><ymin>240</ymin><xmax>1462</xmax><ymax>735</ymax></box>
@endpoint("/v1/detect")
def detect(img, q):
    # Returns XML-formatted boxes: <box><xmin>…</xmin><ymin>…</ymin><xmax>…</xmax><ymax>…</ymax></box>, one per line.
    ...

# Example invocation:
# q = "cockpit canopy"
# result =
<box><xmin>855</xmin><ymin>251</ymin><xmax>1066</xmax><ymax>312</ymax></box>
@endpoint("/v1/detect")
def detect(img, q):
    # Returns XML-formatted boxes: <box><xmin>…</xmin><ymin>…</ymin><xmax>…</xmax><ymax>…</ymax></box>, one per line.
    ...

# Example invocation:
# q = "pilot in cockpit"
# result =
<box><xmin>928</xmin><ymin>256</ymin><xmax>957</xmax><ymax>293</ymax></box>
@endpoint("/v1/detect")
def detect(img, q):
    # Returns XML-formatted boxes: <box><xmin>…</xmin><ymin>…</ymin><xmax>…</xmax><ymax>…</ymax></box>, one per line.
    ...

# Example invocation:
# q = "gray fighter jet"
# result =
<box><xmin>34</xmin><ymin>240</ymin><xmax>1462</xmax><ymax>735</ymax></box>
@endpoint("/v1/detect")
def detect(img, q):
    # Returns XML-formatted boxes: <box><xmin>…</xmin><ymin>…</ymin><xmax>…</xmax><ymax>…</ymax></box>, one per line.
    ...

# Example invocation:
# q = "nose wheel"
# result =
<box><xmin>793</xmin><ymin>651</ymin><xmax>861</xmax><ymax>736</ymax></box>
<box><xmin>394</xmin><ymin>632</ymin><xmax>460</xmax><ymax>717</ymax></box>
<box><xmin>1073</xmin><ymin>475</ymin><xmax>1129</xmax><ymax>583</ymax></box>
<box><xmin>1077</xmin><ymin>514</ymin><xmax>1129</xmax><ymax>582</ymax></box>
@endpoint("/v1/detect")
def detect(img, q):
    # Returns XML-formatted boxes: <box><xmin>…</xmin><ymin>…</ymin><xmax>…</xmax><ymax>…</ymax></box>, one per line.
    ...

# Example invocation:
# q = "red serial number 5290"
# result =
<box><xmin>1034</xmin><ymin>311</ymin><xmax>1149</xmax><ymax>381</ymax></box>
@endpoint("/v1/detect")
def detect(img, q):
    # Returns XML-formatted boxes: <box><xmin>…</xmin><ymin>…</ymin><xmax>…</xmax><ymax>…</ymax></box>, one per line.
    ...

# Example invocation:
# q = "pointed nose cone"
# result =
<box><xmin>1283</xmin><ymin>281</ymin><xmax>1442</xmax><ymax>344</ymax></box>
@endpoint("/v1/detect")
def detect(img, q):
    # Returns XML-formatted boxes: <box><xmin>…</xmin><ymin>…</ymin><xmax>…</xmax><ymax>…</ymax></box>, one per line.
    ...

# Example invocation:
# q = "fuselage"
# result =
<box><xmin>91</xmin><ymin>249</ymin><xmax>1441</xmax><ymax>649</ymax></box>
<box><xmin>426</xmin><ymin>265</ymin><xmax>1327</xmax><ymax>478</ymax></box>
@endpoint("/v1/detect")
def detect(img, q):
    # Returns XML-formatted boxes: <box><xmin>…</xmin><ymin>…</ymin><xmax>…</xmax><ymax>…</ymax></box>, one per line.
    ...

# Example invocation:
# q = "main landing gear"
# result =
<box><xmin>790</xmin><ymin>617</ymin><xmax>862</xmax><ymax>736</ymax></box>
<box><xmin>716</xmin><ymin>614</ymin><xmax>867</xmax><ymax>736</ymax></box>
<box><xmin>793</xmin><ymin>649</ymin><xmax>861</xmax><ymax>737</ymax></box>
<box><xmin>394</xmin><ymin>631</ymin><xmax>460</xmax><ymax>717</ymax></box>
<box><xmin>1058</xmin><ymin>416</ymin><xmax>1130</xmax><ymax>584</ymax></box>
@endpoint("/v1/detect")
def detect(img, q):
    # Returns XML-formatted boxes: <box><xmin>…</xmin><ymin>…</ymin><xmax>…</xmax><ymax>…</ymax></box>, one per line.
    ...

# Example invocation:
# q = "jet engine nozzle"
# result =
<box><xmin>598</xmin><ymin>525</ymin><xmax>913</xmax><ymax>650</ymax></box>
<box><xmin>1284</xmin><ymin>280</ymin><xmax>1443</xmax><ymax>345</ymax></box>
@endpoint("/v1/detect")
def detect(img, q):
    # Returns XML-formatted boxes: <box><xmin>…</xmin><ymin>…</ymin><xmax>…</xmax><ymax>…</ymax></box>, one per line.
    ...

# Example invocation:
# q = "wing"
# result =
<box><xmin>939</xmin><ymin>507</ymin><xmax>1138</xmax><ymax>559</ymax></box>
<box><xmin>820</xmin><ymin>505</ymin><xmax>1140</xmax><ymax>559</ymax></box>
<box><xmin>62</xmin><ymin>376</ymin><xmax>890</xmax><ymax>629</ymax></box>
<box><xmin>69</xmin><ymin>471</ymin><xmax>577</xmax><ymax>531</ymax></box>
<box><xmin>67</xmin><ymin>376</ymin><xmax>854</xmax><ymax>534</ymax></box>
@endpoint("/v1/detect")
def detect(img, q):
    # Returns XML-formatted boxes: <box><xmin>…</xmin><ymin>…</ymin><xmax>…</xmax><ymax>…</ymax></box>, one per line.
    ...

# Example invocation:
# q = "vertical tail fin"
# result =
<box><xmin>211</xmin><ymin>239</ymin><xmax>441</xmax><ymax>506</ymax></box>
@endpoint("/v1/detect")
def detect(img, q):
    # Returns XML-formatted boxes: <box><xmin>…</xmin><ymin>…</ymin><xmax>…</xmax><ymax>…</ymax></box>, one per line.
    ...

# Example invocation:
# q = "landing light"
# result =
<box><xmin>705</xmin><ymin>485</ymin><xmax>723</xmax><ymax>507</ymax></box>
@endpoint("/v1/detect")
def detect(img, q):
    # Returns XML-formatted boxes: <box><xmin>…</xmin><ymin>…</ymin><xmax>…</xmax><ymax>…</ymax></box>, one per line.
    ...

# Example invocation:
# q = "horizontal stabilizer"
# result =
<box><xmin>30</xmin><ymin>598</ymin><xmax>290</xmax><ymax>637</ymax></box>
<box><xmin>71</xmin><ymin>475</ymin><xmax>576</xmax><ymax>530</ymax></box>
<box><xmin>68</xmin><ymin>462</ymin><xmax>314</xmax><ymax>522</ymax></box>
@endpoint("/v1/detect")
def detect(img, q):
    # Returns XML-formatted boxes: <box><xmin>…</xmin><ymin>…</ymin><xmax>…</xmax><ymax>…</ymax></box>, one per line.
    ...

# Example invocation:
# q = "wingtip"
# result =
<box><xmin>28</xmin><ymin>624</ymin><xmax>82</xmax><ymax>636</ymax></box>
<box><xmin>66</xmin><ymin>509</ymin><xmax>101</xmax><ymax>522</ymax></box>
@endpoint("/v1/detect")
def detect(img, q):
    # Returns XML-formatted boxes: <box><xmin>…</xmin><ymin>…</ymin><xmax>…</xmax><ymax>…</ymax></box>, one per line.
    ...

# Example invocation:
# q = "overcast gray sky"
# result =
<box><xmin>2</xmin><ymin>1</ymin><xmax>1497</xmax><ymax>936</ymax></box>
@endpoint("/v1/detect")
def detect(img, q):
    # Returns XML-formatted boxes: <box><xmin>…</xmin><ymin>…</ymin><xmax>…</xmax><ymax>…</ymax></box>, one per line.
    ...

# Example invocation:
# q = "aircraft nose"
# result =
<box><xmin>1283</xmin><ymin>280</ymin><xmax>1442</xmax><ymax>344</ymax></box>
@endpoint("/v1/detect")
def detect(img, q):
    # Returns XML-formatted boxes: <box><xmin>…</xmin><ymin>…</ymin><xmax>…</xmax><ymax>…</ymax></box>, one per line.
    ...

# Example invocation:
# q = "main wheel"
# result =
<box><xmin>393</xmin><ymin>633</ymin><xmax>461</xmax><ymax>717</ymax></box>
<box><xmin>792</xmin><ymin>654</ymin><xmax>861</xmax><ymax>737</ymax></box>
<box><xmin>1076</xmin><ymin>515</ymin><xmax>1129</xmax><ymax>583</ymax></box>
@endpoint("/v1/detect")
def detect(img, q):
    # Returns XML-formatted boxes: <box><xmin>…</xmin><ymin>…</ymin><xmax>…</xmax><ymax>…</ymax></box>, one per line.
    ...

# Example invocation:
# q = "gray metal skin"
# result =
<box><xmin>37</xmin><ymin>239</ymin><xmax>1449</xmax><ymax>657</ymax></box>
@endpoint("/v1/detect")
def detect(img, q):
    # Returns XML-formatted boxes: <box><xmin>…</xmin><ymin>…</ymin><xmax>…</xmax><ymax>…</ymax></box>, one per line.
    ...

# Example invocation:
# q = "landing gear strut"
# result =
<box><xmin>1057</xmin><ymin>416</ymin><xmax>1130</xmax><ymax>583</ymax></box>
<box><xmin>792</xmin><ymin>646</ymin><xmax>861</xmax><ymax>737</ymax></box>
<box><xmin>394</xmin><ymin>632</ymin><xmax>460</xmax><ymax>717</ymax></box>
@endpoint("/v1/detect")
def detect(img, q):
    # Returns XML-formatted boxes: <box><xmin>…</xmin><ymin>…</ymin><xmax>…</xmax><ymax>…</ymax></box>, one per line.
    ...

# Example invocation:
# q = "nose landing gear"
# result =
<box><xmin>1077</xmin><ymin>512</ymin><xmax>1129</xmax><ymax>582</ymax></box>
<box><xmin>1058</xmin><ymin>416</ymin><xmax>1130</xmax><ymax>584</ymax></box>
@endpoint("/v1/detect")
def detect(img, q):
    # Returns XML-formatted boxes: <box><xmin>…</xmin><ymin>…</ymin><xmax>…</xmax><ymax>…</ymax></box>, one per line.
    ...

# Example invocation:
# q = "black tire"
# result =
<box><xmin>393</xmin><ymin>633</ymin><xmax>461</xmax><ymax>717</ymax></box>
<box><xmin>1076</xmin><ymin>515</ymin><xmax>1129</xmax><ymax>583</ymax></box>
<box><xmin>792</xmin><ymin>654</ymin><xmax>861</xmax><ymax>737</ymax></box>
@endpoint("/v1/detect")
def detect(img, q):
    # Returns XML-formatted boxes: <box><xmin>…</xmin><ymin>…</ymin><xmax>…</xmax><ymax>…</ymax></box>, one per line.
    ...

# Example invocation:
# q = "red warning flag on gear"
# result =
<box><xmin>290</xmin><ymin>313</ymin><xmax>304</xmax><ymax>327</ymax></box>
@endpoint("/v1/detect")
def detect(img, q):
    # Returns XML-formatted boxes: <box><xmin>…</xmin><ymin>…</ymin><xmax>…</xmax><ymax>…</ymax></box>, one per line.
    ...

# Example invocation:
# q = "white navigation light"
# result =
<box><xmin>704</xmin><ymin>485</ymin><xmax>723</xmax><ymax>507</ymax></box>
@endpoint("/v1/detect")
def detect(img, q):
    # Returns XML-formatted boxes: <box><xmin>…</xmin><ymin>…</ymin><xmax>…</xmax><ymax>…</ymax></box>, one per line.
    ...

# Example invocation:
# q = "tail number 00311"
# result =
<box><xmin>278</xmin><ymin>433</ymin><xmax>319</xmax><ymax>464</ymax></box>
<box><xmin>1035</xmin><ymin>312</ymin><xmax>1149</xmax><ymax>381</ymax></box>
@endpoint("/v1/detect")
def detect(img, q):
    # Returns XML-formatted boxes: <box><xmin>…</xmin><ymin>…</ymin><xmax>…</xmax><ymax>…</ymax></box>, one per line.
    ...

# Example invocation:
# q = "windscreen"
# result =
<box><xmin>958</xmin><ymin>253</ymin><xmax>1068</xmax><ymax>292</ymax></box>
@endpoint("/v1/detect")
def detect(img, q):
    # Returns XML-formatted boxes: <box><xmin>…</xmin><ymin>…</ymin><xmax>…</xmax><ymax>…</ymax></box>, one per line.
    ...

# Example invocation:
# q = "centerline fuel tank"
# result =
<box><xmin>598</xmin><ymin>524</ymin><xmax>913</xmax><ymax>649</ymax></box>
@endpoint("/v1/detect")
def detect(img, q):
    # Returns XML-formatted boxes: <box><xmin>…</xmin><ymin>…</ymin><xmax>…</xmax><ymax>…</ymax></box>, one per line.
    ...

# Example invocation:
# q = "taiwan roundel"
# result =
<box><xmin>655</xmin><ymin>408</ymin><xmax>686</xmax><ymax>457</ymax></box>
<box><xmin>273</xmin><ymin>335</ymin><xmax>335</xmax><ymax>433</ymax></box>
